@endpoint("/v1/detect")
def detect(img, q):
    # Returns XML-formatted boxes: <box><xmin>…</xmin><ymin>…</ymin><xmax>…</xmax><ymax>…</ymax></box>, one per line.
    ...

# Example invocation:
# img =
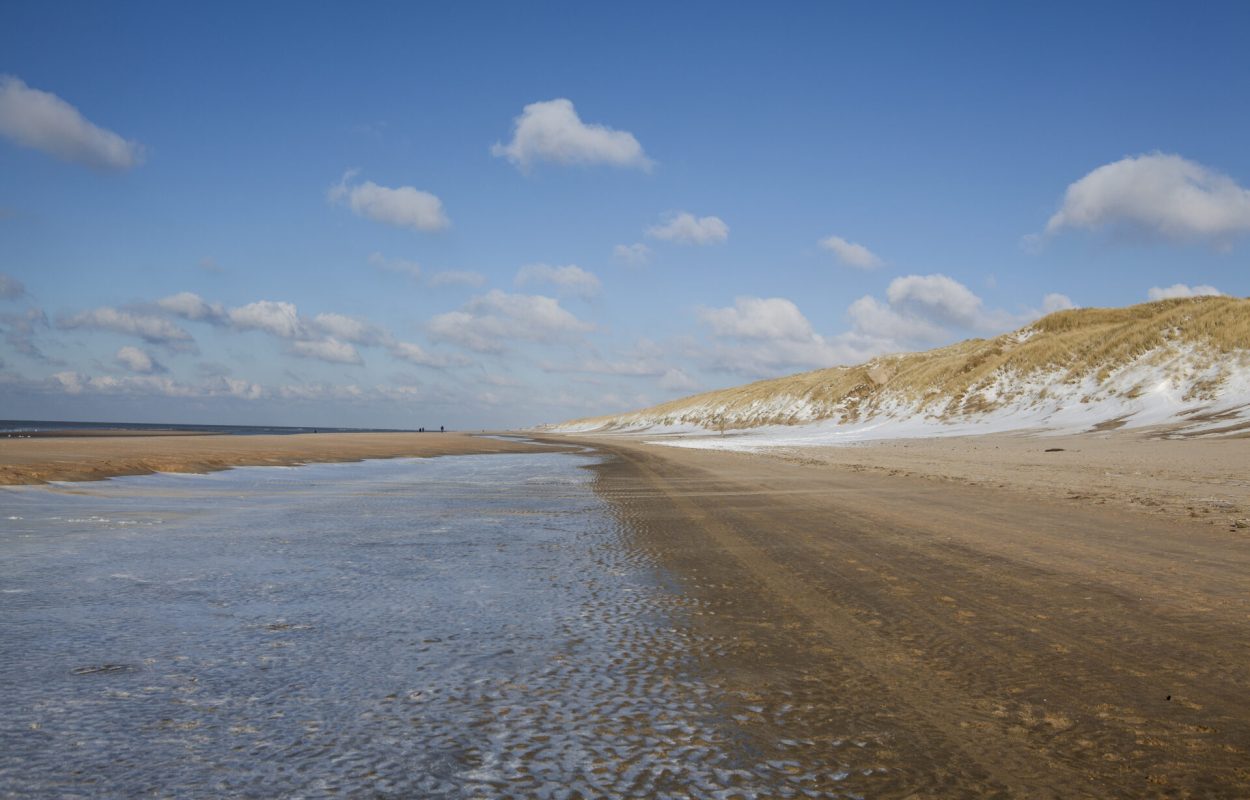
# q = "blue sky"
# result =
<box><xmin>2</xmin><ymin>1</ymin><xmax>1248</xmax><ymax>428</ymax></box>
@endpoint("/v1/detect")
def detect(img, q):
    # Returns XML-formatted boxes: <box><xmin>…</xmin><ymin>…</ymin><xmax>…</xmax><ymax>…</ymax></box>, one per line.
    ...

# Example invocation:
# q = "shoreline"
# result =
<box><xmin>0</xmin><ymin>431</ymin><xmax>562</xmax><ymax>485</ymax></box>
<box><xmin>546</xmin><ymin>433</ymin><xmax>1250</xmax><ymax>795</ymax></box>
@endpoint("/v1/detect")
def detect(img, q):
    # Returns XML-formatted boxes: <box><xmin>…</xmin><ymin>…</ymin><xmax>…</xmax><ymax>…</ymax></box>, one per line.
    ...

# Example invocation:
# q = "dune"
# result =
<box><xmin>549</xmin><ymin>296</ymin><xmax>1250</xmax><ymax>447</ymax></box>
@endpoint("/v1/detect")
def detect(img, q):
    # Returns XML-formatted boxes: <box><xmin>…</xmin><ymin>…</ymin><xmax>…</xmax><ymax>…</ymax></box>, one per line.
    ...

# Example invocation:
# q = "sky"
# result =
<box><xmin>1</xmin><ymin>1</ymin><xmax>1248</xmax><ymax>429</ymax></box>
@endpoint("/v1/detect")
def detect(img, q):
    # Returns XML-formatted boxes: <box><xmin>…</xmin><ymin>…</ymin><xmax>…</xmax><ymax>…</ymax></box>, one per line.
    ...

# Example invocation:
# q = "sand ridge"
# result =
<box><xmin>0</xmin><ymin>431</ymin><xmax>561</xmax><ymax>485</ymax></box>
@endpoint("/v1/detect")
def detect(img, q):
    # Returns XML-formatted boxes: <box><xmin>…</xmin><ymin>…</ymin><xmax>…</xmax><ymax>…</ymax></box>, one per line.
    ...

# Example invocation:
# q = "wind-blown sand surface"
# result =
<box><xmin>658</xmin><ymin>427</ymin><xmax>1250</xmax><ymax>528</ymax></box>
<box><xmin>0</xmin><ymin>431</ymin><xmax>555</xmax><ymax>484</ymax></box>
<box><xmin>536</xmin><ymin>431</ymin><xmax>1250</xmax><ymax>796</ymax></box>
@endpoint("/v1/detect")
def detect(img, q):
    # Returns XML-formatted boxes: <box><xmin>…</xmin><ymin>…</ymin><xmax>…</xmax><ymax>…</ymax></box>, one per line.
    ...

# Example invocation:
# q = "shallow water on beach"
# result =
<box><xmin>0</xmin><ymin>453</ymin><xmax>864</xmax><ymax>799</ymax></box>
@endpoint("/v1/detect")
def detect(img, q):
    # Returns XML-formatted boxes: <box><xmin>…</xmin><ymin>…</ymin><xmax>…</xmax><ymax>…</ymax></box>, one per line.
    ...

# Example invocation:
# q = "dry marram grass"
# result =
<box><xmin>558</xmin><ymin>296</ymin><xmax>1250</xmax><ymax>431</ymax></box>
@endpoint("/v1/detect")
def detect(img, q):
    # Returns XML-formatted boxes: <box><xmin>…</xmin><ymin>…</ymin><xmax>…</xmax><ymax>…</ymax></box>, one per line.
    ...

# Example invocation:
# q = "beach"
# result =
<box><xmin>0</xmin><ymin>431</ymin><xmax>556</xmax><ymax>485</ymax></box>
<box><xmin>3</xmin><ymin>428</ymin><xmax>1249</xmax><ymax>795</ymax></box>
<box><xmin>536</xmin><ymin>431</ymin><xmax>1250</xmax><ymax>796</ymax></box>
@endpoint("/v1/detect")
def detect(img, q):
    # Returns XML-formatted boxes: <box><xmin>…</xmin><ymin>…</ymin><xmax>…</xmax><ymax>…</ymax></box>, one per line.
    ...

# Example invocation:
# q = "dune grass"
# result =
<box><xmin>560</xmin><ymin>296</ymin><xmax>1250</xmax><ymax>431</ymax></box>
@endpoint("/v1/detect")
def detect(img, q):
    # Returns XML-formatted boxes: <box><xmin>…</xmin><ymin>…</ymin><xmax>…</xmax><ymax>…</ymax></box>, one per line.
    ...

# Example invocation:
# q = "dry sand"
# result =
<box><xmin>765</xmin><ymin>428</ymin><xmax>1250</xmax><ymax>530</ymax></box>
<box><xmin>535</xmin><ymin>430</ymin><xmax>1250</xmax><ymax>796</ymax></box>
<box><xmin>0</xmin><ymin>431</ymin><xmax>556</xmax><ymax>484</ymax></box>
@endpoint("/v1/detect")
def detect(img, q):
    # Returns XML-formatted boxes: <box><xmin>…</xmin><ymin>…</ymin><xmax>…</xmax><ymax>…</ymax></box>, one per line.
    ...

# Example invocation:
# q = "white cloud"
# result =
<box><xmin>0</xmin><ymin>272</ymin><xmax>25</xmax><ymax>300</ymax></box>
<box><xmin>658</xmin><ymin>367</ymin><xmax>698</xmax><ymax>393</ymax></box>
<box><xmin>845</xmin><ymin>295</ymin><xmax>947</xmax><ymax>344</ymax></box>
<box><xmin>613</xmin><ymin>242</ymin><xmax>652</xmax><ymax>265</ymax></box>
<box><xmin>1</xmin><ymin>307</ymin><xmax>52</xmax><ymax>361</ymax></box>
<box><xmin>819</xmin><ymin>235</ymin><xmax>882</xmax><ymax>269</ymax></box>
<box><xmin>311</xmin><ymin>312</ymin><xmax>383</xmax><ymax>345</ymax></box>
<box><xmin>228</xmin><ymin>300</ymin><xmax>305</xmax><ymax>339</ymax></box>
<box><xmin>387</xmin><ymin>340</ymin><xmax>466</xmax><ymax>368</ymax></box>
<box><xmin>428</xmin><ymin>290</ymin><xmax>593</xmax><ymax>353</ymax></box>
<box><xmin>491</xmin><ymin>98</ymin><xmax>651</xmax><ymax>172</ymax></box>
<box><xmin>368</xmin><ymin>251</ymin><xmax>421</xmax><ymax>279</ymax></box>
<box><xmin>696</xmin><ymin>297</ymin><xmax>850</xmax><ymax>375</ymax></box>
<box><xmin>647</xmin><ymin>212</ymin><xmax>729</xmax><ymax>245</ymax></box>
<box><xmin>515</xmin><ymin>264</ymin><xmax>601</xmax><ymax>297</ymax></box>
<box><xmin>1044</xmin><ymin>153</ymin><xmax>1250</xmax><ymax>243</ymax></box>
<box><xmin>45</xmin><ymin>371</ymin><xmax>262</xmax><ymax>400</ymax></box>
<box><xmin>60</xmin><ymin>306</ymin><xmax>194</xmax><ymax>346</ymax></box>
<box><xmin>157</xmin><ymin>292</ymin><xmax>226</xmax><ymax>323</ymax></box>
<box><xmin>0</xmin><ymin>75</ymin><xmax>144</xmax><ymax>170</ymax></box>
<box><xmin>843</xmin><ymin>274</ymin><xmax>1069</xmax><ymax>355</ymax></box>
<box><xmin>328</xmin><ymin>170</ymin><xmax>450</xmax><ymax>232</ymax></box>
<box><xmin>699</xmin><ymin>297</ymin><xmax>818</xmax><ymax>341</ymax></box>
<box><xmin>1041</xmin><ymin>293</ymin><xmax>1077</xmax><ymax>313</ymax></box>
<box><xmin>115</xmin><ymin>345</ymin><xmax>164</xmax><ymax>374</ymax></box>
<box><xmin>288</xmin><ymin>337</ymin><xmax>363</xmax><ymax>365</ymax></box>
<box><xmin>1147</xmin><ymin>283</ymin><xmax>1225</xmax><ymax>301</ymax></box>
<box><xmin>429</xmin><ymin>270</ymin><xmax>487</xmax><ymax>288</ymax></box>
<box><xmin>885</xmin><ymin>274</ymin><xmax>987</xmax><ymax>329</ymax></box>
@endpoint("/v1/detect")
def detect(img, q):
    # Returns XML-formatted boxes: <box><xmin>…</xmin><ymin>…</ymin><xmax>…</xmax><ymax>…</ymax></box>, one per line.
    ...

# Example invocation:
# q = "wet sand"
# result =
<box><xmin>0</xmin><ymin>431</ymin><xmax>555</xmax><ymax>484</ymax></box>
<box><xmin>540</xmin><ymin>433</ymin><xmax>1250</xmax><ymax>797</ymax></box>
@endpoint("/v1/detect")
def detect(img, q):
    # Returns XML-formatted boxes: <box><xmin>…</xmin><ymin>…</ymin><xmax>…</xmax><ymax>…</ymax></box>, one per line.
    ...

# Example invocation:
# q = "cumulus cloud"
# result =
<box><xmin>613</xmin><ymin>243</ymin><xmax>652</xmax><ymax>265</ymax></box>
<box><xmin>515</xmin><ymin>264</ymin><xmax>601</xmax><ymax>297</ymax></box>
<box><xmin>288</xmin><ymin>337</ymin><xmax>363</xmax><ymax>365</ymax></box>
<box><xmin>658</xmin><ymin>367</ymin><xmax>698</xmax><ymax>393</ymax></box>
<box><xmin>842</xmin><ymin>274</ymin><xmax>1019</xmax><ymax>349</ymax></box>
<box><xmin>0</xmin><ymin>75</ymin><xmax>144</xmax><ymax>170</ymax></box>
<box><xmin>819</xmin><ymin>235</ymin><xmax>882</xmax><ymax>269</ymax></box>
<box><xmin>842</xmin><ymin>274</ymin><xmax>1070</xmax><ymax>356</ymax></box>
<box><xmin>1</xmin><ymin>307</ymin><xmax>53</xmax><ymax>361</ymax></box>
<box><xmin>696</xmin><ymin>297</ymin><xmax>850</xmax><ymax>375</ymax></box>
<box><xmin>115</xmin><ymin>345</ymin><xmax>165</xmax><ymax>374</ymax></box>
<box><xmin>686</xmin><ymin>277</ymin><xmax>1073</xmax><ymax>381</ymax></box>
<box><xmin>44</xmin><ymin>371</ymin><xmax>262</xmax><ymax>400</ymax></box>
<box><xmin>368</xmin><ymin>252</ymin><xmax>421</xmax><ymax>280</ymax></box>
<box><xmin>428</xmin><ymin>290</ymin><xmax>593</xmax><ymax>353</ymax></box>
<box><xmin>844</xmin><ymin>295</ymin><xmax>947</xmax><ymax>344</ymax></box>
<box><xmin>699</xmin><ymin>297</ymin><xmax>820</xmax><ymax>341</ymax></box>
<box><xmin>311</xmin><ymin>312</ymin><xmax>384</xmax><ymax>345</ymax></box>
<box><xmin>0</xmin><ymin>273</ymin><xmax>26</xmax><ymax>300</ymax></box>
<box><xmin>157</xmin><ymin>292</ymin><xmax>226</xmax><ymax>323</ymax></box>
<box><xmin>647</xmin><ymin>212</ymin><xmax>729</xmax><ymax>245</ymax></box>
<box><xmin>227</xmin><ymin>300</ymin><xmax>305</xmax><ymax>339</ymax></box>
<box><xmin>60</xmin><ymin>306</ymin><xmax>195</xmax><ymax>347</ymax></box>
<box><xmin>328</xmin><ymin>170</ymin><xmax>450</xmax><ymax>232</ymax></box>
<box><xmin>1147</xmin><ymin>283</ymin><xmax>1225</xmax><ymax>301</ymax></box>
<box><xmin>429</xmin><ymin>270</ymin><xmax>487</xmax><ymax>288</ymax></box>
<box><xmin>387</xmin><ymin>340</ymin><xmax>467</xmax><ymax>368</ymax></box>
<box><xmin>491</xmin><ymin>98</ymin><xmax>651</xmax><ymax>172</ymax></box>
<box><xmin>1041</xmin><ymin>293</ymin><xmax>1077</xmax><ymax>314</ymax></box>
<box><xmin>1044</xmin><ymin>153</ymin><xmax>1250</xmax><ymax>244</ymax></box>
<box><xmin>884</xmin><ymin>274</ymin><xmax>988</xmax><ymax>329</ymax></box>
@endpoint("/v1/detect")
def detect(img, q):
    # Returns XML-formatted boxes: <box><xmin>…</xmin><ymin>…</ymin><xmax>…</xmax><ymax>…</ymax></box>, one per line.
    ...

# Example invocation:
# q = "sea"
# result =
<box><xmin>0</xmin><ymin>419</ymin><xmax>414</xmax><ymax>436</ymax></box>
<box><xmin>0</xmin><ymin>451</ymin><xmax>863</xmax><ymax>798</ymax></box>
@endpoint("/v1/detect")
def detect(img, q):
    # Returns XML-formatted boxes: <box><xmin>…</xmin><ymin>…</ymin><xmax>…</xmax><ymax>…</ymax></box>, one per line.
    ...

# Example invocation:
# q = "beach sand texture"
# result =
<box><xmin>541</xmin><ymin>432</ymin><xmax>1250</xmax><ymax>796</ymax></box>
<box><xmin>3</xmin><ymin>428</ymin><xmax>1248</xmax><ymax>793</ymax></box>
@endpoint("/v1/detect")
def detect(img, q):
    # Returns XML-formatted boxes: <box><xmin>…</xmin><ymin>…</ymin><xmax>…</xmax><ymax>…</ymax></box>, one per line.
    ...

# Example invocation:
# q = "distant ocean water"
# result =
<box><xmin>0</xmin><ymin>419</ymin><xmax>414</xmax><ymax>435</ymax></box>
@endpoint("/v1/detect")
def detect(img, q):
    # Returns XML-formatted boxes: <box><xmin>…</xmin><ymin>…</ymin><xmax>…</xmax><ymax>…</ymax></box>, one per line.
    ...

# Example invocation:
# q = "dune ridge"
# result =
<box><xmin>552</xmin><ymin>296</ymin><xmax>1250</xmax><ymax>441</ymax></box>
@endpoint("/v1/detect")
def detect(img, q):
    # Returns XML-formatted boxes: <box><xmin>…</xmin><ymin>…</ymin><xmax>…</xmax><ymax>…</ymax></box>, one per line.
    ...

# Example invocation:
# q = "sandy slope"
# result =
<box><xmin>553</xmin><ymin>297</ymin><xmax>1250</xmax><ymax>444</ymax></box>
<box><xmin>542</xmin><ymin>433</ymin><xmax>1250</xmax><ymax>796</ymax></box>
<box><xmin>0</xmin><ymin>431</ymin><xmax>556</xmax><ymax>484</ymax></box>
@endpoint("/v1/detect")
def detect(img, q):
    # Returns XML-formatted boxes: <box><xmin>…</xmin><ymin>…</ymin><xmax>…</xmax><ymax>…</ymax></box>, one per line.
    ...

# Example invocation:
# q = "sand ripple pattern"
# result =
<box><xmin>1</xmin><ymin>453</ymin><xmax>859</xmax><ymax>798</ymax></box>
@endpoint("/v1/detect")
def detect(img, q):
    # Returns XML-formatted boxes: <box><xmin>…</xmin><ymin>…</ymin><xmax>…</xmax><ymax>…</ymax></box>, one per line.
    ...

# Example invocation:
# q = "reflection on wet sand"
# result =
<box><xmin>3</xmin><ymin>453</ymin><xmax>869</xmax><ymax>798</ymax></box>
